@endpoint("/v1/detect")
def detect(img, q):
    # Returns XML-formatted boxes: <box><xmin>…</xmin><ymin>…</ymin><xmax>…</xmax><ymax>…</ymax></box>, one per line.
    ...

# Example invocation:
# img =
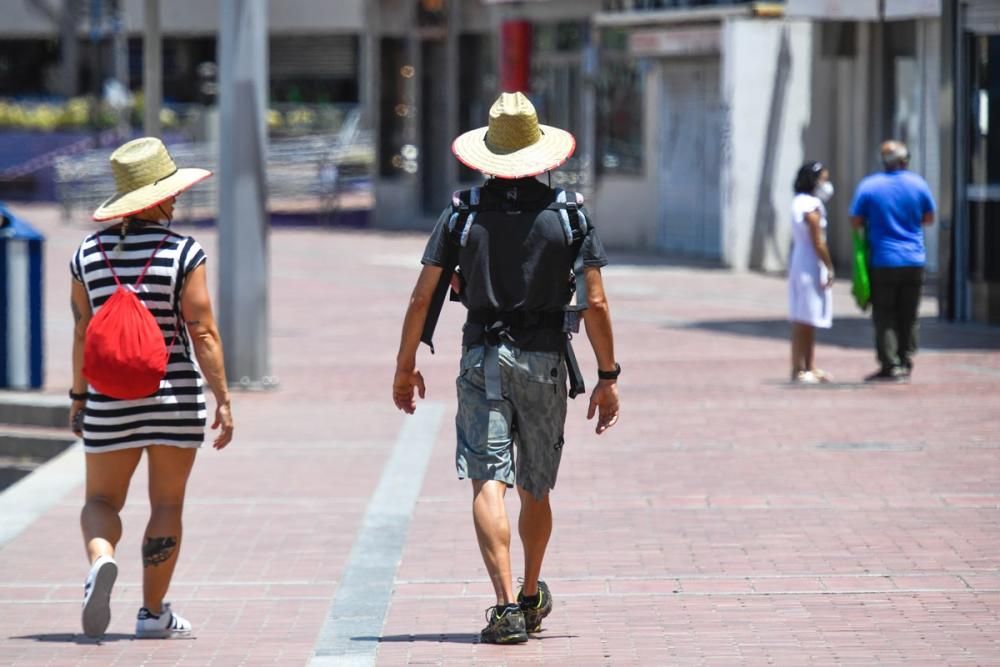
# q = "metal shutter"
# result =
<box><xmin>270</xmin><ymin>35</ymin><xmax>357</xmax><ymax>78</ymax></box>
<box><xmin>964</xmin><ymin>0</ymin><xmax>1000</xmax><ymax>34</ymax></box>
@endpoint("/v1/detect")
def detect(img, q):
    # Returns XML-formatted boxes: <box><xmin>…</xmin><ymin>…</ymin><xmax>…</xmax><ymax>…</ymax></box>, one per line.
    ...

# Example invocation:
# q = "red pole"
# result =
<box><xmin>500</xmin><ymin>19</ymin><xmax>533</xmax><ymax>93</ymax></box>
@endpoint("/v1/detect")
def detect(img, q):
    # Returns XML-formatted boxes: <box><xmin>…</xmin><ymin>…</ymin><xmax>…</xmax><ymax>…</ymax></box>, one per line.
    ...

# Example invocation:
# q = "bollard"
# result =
<box><xmin>0</xmin><ymin>203</ymin><xmax>44</xmax><ymax>389</ymax></box>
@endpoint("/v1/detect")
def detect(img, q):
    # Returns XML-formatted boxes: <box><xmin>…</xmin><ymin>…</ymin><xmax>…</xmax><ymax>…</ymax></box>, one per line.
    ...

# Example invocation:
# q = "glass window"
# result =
<box><xmin>379</xmin><ymin>37</ymin><xmax>409</xmax><ymax>178</ymax></box>
<box><xmin>967</xmin><ymin>34</ymin><xmax>1000</xmax><ymax>283</ymax></box>
<box><xmin>596</xmin><ymin>29</ymin><xmax>644</xmax><ymax>175</ymax></box>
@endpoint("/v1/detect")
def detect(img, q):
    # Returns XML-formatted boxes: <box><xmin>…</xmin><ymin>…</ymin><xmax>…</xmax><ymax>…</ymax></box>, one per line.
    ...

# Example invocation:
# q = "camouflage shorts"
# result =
<box><xmin>455</xmin><ymin>344</ymin><xmax>567</xmax><ymax>500</ymax></box>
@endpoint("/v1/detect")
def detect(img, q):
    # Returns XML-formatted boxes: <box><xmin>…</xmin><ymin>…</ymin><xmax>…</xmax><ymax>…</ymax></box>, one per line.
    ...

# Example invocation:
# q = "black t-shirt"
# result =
<box><xmin>421</xmin><ymin>177</ymin><xmax>609</xmax><ymax>350</ymax></box>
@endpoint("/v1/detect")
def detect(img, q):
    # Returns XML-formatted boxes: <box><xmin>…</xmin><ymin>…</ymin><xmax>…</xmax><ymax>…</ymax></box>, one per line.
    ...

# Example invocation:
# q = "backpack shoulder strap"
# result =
<box><xmin>546</xmin><ymin>189</ymin><xmax>588</xmax><ymax>246</ymax></box>
<box><xmin>447</xmin><ymin>187</ymin><xmax>482</xmax><ymax>248</ymax></box>
<box><xmin>420</xmin><ymin>188</ymin><xmax>481</xmax><ymax>354</ymax></box>
<box><xmin>94</xmin><ymin>236</ymin><xmax>123</xmax><ymax>288</ymax></box>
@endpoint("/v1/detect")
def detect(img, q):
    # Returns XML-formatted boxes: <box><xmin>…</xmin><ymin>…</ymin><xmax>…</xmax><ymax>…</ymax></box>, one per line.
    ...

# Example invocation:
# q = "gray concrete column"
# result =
<box><xmin>218</xmin><ymin>0</ymin><xmax>271</xmax><ymax>388</ymax></box>
<box><xmin>143</xmin><ymin>0</ymin><xmax>162</xmax><ymax>137</ymax></box>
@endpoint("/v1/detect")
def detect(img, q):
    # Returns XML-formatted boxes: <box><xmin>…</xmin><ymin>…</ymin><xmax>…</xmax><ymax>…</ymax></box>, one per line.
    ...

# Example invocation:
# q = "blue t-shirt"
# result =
<box><xmin>849</xmin><ymin>170</ymin><xmax>935</xmax><ymax>267</ymax></box>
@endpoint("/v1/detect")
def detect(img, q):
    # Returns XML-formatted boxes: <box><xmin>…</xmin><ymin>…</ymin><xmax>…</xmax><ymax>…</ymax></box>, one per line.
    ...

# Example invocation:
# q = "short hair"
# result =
<box><xmin>794</xmin><ymin>161</ymin><xmax>825</xmax><ymax>194</ymax></box>
<box><xmin>881</xmin><ymin>141</ymin><xmax>909</xmax><ymax>170</ymax></box>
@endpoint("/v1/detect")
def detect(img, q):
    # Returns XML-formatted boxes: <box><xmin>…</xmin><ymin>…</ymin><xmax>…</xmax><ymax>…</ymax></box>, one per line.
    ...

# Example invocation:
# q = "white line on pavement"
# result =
<box><xmin>0</xmin><ymin>442</ymin><xmax>82</xmax><ymax>548</ymax></box>
<box><xmin>310</xmin><ymin>403</ymin><xmax>445</xmax><ymax>667</ymax></box>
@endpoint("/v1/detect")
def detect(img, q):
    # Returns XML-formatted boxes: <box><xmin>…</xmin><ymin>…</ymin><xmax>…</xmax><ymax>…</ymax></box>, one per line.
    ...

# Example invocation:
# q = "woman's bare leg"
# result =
<box><xmin>142</xmin><ymin>446</ymin><xmax>197</xmax><ymax>612</ymax></box>
<box><xmin>803</xmin><ymin>325</ymin><xmax>816</xmax><ymax>371</ymax></box>
<box><xmin>81</xmin><ymin>448</ymin><xmax>143</xmax><ymax>563</ymax></box>
<box><xmin>790</xmin><ymin>323</ymin><xmax>806</xmax><ymax>376</ymax></box>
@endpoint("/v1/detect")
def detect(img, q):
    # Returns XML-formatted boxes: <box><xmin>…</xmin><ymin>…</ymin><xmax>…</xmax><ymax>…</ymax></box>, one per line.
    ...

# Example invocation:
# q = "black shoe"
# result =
<box><xmin>517</xmin><ymin>580</ymin><xmax>553</xmax><ymax>633</ymax></box>
<box><xmin>864</xmin><ymin>367</ymin><xmax>907</xmax><ymax>383</ymax></box>
<box><xmin>480</xmin><ymin>604</ymin><xmax>528</xmax><ymax>644</ymax></box>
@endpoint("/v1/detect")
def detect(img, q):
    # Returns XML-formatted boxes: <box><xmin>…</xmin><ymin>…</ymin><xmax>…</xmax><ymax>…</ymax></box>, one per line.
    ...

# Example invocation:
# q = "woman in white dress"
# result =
<box><xmin>789</xmin><ymin>161</ymin><xmax>835</xmax><ymax>383</ymax></box>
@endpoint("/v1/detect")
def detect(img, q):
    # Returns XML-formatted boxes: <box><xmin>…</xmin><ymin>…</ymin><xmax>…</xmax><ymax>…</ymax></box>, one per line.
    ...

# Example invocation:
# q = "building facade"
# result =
<box><xmin>0</xmin><ymin>0</ymin><xmax>364</xmax><ymax>105</ymax></box>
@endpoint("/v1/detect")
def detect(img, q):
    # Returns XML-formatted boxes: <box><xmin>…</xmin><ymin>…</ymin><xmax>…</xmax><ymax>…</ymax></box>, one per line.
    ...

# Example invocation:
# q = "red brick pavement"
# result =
<box><xmin>1</xmin><ymin>203</ymin><xmax>998</xmax><ymax>665</ymax></box>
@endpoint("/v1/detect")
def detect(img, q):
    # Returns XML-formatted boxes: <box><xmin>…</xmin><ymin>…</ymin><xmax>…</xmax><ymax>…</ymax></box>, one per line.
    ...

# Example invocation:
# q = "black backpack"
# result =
<box><xmin>420</xmin><ymin>186</ymin><xmax>591</xmax><ymax>398</ymax></box>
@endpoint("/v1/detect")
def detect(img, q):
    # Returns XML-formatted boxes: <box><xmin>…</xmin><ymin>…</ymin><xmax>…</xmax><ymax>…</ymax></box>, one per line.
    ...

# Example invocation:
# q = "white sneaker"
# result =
<box><xmin>794</xmin><ymin>370</ymin><xmax>821</xmax><ymax>384</ymax></box>
<box><xmin>81</xmin><ymin>555</ymin><xmax>118</xmax><ymax>638</ymax></box>
<box><xmin>135</xmin><ymin>602</ymin><xmax>192</xmax><ymax>639</ymax></box>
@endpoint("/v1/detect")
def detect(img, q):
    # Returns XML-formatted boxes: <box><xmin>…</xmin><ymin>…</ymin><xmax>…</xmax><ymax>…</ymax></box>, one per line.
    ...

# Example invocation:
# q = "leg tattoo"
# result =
<box><xmin>142</xmin><ymin>536</ymin><xmax>178</xmax><ymax>568</ymax></box>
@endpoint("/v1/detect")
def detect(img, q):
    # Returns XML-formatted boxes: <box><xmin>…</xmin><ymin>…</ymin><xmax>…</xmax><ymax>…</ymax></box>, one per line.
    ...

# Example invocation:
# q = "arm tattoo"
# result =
<box><xmin>71</xmin><ymin>299</ymin><xmax>82</xmax><ymax>324</ymax></box>
<box><xmin>142</xmin><ymin>536</ymin><xmax>178</xmax><ymax>568</ymax></box>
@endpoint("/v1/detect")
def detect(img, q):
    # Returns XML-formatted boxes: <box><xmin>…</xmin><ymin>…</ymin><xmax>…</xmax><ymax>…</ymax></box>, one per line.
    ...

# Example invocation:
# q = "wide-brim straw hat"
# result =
<box><xmin>92</xmin><ymin>137</ymin><xmax>211</xmax><ymax>221</ymax></box>
<box><xmin>451</xmin><ymin>92</ymin><xmax>575</xmax><ymax>179</ymax></box>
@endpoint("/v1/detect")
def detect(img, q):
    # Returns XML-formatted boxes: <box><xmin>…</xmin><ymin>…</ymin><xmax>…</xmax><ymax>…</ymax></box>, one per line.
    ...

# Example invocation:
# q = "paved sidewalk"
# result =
<box><xmin>0</xmin><ymin>203</ymin><xmax>998</xmax><ymax>666</ymax></box>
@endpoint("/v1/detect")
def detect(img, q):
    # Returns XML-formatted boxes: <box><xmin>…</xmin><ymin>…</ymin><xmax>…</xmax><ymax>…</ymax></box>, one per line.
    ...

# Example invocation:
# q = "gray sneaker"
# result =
<box><xmin>479</xmin><ymin>604</ymin><xmax>528</xmax><ymax>644</ymax></box>
<box><xmin>517</xmin><ymin>580</ymin><xmax>553</xmax><ymax>633</ymax></box>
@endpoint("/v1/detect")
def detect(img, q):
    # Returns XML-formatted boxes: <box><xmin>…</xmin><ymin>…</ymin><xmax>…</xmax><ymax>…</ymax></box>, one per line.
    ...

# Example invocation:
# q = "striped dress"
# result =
<box><xmin>70</xmin><ymin>223</ymin><xmax>207</xmax><ymax>453</ymax></box>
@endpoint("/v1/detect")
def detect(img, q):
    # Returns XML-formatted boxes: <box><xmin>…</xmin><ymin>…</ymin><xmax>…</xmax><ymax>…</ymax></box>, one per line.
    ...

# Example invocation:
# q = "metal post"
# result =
<box><xmin>111</xmin><ymin>0</ymin><xmax>129</xmax><ymax>140</ymax></box>
<box><xmin>59</xmin><ymin>0</ymin><xmax>81</xmax><ymax>97</ymax></box>
<box><xmin>444</xmin><ymin>0</ymin><xmax>460</xmax><ymax>197</ymax></box>
<box><xmin>580</xmin><ymin>21</ymin><xmax>598</xmax><ymax>202</ymax></box>
<box><xmin>143</xmin><ymin>0</ymin><xmax>162</xmax><ymax>137</ymax></box>
<box><xmin>218</xmin><ymin>0</ymin><xmax>271</xmax><ymax>389</ymax></box>
<box><xmin>360</xmin><ymin>0</ymin><xmax>379</xmax><ymax>132</ymax></box>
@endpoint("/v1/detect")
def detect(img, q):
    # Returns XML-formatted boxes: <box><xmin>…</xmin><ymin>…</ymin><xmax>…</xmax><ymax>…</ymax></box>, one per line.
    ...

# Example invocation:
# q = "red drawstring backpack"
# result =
<box><xmin>83</xmin><ymin>234</ymin><xmax>177</xmax><ymax>399</ymax></box>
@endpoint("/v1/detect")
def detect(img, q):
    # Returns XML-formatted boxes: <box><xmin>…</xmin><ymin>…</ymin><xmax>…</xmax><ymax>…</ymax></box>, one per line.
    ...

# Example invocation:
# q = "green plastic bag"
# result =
<box><xmin>852</xmin><ymin>228</ymin><xmax>871</xmax><ymax>311</ymax></box>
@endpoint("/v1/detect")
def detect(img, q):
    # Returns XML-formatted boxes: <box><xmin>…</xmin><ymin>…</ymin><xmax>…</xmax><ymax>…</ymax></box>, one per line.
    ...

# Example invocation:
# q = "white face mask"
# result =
<box><xmin>815</xmin><ymin>181</ymin><xmax>834</xmax><ymax>202</ymax></box>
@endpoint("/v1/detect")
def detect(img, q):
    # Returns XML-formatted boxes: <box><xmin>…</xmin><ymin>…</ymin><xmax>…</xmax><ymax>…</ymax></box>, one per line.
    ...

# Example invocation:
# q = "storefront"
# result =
<box><xmin>943</xmin><ymin>0</ymin><xmax>1000</xmax><ymax>323</ymax></box>
<box><xmin>369</xmin><ymin>0</ymin><xmax>599</xmax><ymax>228</ymax></box>
<box><xmin>592</xmin><ymin>3</ymin><xmax>809</xmax><ymax>270</ymax></box>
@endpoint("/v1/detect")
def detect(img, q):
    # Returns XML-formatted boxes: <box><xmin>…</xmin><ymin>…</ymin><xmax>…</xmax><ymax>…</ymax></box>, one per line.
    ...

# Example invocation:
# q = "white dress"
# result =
<box><xmin>788</xmin><ymin>193</ymin><xmax>832</xmax><ymax>328</ymax></box>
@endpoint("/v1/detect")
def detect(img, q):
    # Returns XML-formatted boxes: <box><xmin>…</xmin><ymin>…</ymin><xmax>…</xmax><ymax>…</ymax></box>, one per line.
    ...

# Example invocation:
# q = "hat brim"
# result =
<box><xmin>92</xmin><ymin>168</ymin><xmax>212</xmax><ymax>222</ymax></box>
<box><xmin>451</xmin><ymin>125</ymin><xmax>576</xmax><ymax>179</ymax></box>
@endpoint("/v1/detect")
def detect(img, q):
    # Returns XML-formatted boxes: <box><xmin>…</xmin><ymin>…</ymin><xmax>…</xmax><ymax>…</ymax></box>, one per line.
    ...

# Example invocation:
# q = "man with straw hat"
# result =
<box><xmin>69</xmin><ymin>136</ymin><xmax>233</xmax><ymax>639</ymax></box>
<box><xmin>393</xmin><ymin>92</ymin><xmax>620</xmax><ymax>644</ymax></box>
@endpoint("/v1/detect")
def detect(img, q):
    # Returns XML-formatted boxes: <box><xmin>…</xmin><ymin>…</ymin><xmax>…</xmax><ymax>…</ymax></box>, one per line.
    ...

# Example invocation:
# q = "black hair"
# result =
<box><xmin>794</xmin><ymin>161</ymin><xmax>825</xmax><ymax>194</ymax></box>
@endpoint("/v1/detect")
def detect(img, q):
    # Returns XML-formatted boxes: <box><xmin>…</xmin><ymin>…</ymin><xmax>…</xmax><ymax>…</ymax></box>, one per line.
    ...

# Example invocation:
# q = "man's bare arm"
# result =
<box><xmin>393</xmin><ymin>265</ymin><xmax>443</xmax><ymax>413</ymax></box>
<box><xmin>581</xmin><ymin>267</ymin><xmax>615</xmax><ymax>372</ymax></box>
<box><xmin>581</xmin><ymin>266</ymin><xmax>619</xmax><ymax>434</ymax></box>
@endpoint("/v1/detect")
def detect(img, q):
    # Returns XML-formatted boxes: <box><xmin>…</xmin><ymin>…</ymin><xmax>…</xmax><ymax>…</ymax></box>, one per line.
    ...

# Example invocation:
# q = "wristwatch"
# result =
<box><xmin>597</xmin><ymin>363</ymin><xmax>621</xmax><ymax>381</ymax></box>
<box><xmin>69</xmin><ymin>389</ymin><xmax>87</xmax><ymax>401</ymax></box>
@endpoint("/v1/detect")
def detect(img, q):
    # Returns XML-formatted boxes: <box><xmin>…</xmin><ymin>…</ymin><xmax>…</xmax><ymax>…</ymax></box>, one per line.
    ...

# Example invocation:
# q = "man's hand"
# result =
<box><xmin>393</xmin><ymin>367</ymin><xmax>426</xmax><ymax>414</ymax></box>
<box><xmin>587</xmin><ymin>380</ymin><xmax>619</xmax><ymax>434</ymax></box>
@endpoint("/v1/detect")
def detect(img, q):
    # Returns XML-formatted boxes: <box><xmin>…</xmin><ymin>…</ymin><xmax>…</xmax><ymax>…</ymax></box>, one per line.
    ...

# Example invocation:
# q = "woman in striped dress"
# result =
<box><xmin>68</xmin><ymin>137</ymin><xmax>233</xmax><ymax>639</ymax></box>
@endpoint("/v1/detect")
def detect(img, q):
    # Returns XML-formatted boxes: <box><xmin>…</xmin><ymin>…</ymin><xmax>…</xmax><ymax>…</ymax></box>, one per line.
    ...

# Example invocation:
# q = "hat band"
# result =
<box><xmin>153</xmin><ymin>168</ymin><xmax>178</xmax><ymax>186</ymax></box>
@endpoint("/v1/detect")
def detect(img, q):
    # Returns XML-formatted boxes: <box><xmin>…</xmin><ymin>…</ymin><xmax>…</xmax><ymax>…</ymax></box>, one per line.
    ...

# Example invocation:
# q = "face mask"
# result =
<box><xmin>815</xmin><ymin>181</ymin><xmax>834</xmax><ymax>202</ymax></box>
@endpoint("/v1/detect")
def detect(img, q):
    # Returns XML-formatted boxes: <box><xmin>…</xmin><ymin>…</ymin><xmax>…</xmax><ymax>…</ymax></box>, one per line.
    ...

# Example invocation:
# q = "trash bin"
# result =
<box><xmin>0</xmin><ymin>203</ymin><xmax>44</xmax><ymax>389</ymax></box>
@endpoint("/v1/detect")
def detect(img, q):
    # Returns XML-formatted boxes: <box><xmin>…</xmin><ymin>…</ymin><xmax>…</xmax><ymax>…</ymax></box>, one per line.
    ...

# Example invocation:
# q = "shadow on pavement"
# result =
<box><xmin>352</xmin><ymin>632</ymin><xmax>577</xmax><ymax>644</ymax></box>
<box><xmin>675</xmin><ymin>316</ymin><xmax>1000</xmax><ymax>352</ymax></box>
<box><xmin>9</xmin><ymin>633</ymin><xmax>137</xmax><ymax>644</ymax></box>
<box><xmin>353</xmin><ymin>633</ymin><xmax>478</xmax><ymax>644</ymax></box>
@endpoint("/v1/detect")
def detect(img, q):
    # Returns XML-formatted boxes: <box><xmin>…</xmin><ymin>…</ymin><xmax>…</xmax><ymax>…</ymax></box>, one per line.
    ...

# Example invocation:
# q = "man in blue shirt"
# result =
<box><xmin>850</xmin><ymin>140</ymin><xmax>936</xmax><ymax>381</ymax></box>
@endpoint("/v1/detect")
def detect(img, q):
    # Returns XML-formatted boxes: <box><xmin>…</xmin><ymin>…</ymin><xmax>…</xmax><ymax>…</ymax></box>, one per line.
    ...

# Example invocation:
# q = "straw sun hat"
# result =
<box><xmin>92</xmin><ymin>137</ymin><xmax>212</xmax><ymax>222</ymax></box>
<box><xmin>451</xmin><ymin>92</ymin><xmax>575</xmax><ymax>179</ymax></box>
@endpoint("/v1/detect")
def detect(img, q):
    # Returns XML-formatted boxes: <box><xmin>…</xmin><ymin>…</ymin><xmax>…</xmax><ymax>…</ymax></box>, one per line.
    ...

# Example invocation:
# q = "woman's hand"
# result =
<box><xmin>587</xmin><ymin>380</ymin><xmax>620</xmax><ymax>435</ymax></box>
<box><xmin>212</xmin><ymin>401</ymin><xmax>234</xmax><ymax>450</ymax></box>
<box><xmin>393</xmin><ymin>367</ymin><xmax>426</xmax><ymax>414</ymax></box>
<box><xmin>69</xmin><ymin>400</ymin><xmax>85</xmax><ymax>437</ymax></box>
<box><xmin>825</xmin><ymin>267</ymin><xmax>835</xmax><ymax>289</ymax></box>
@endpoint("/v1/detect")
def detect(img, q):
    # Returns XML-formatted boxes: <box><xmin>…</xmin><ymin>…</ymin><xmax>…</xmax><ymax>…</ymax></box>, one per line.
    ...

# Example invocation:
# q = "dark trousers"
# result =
<box><xmin>869</xmin><ymin>266</ymin><xmax>924</xmax><ymax>371</ymax></box>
